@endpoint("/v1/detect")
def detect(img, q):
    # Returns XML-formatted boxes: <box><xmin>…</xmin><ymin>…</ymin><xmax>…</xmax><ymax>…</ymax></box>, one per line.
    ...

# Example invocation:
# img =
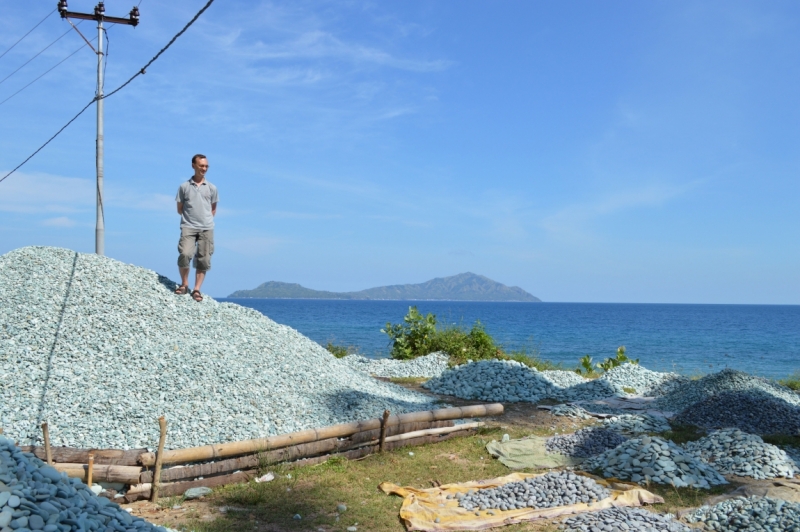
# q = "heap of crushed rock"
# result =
<box><xmin>581</xmin><ymin>435</ymin><xmax>728</xmax><ymax>489</ymax></box>
<box><xmin>0</xmin><ymin>247</ymin><xmax>439</xmax><ymax>450</ymax></box>
<box><xmin>684</xmin><ymin>428</ymin><xmax>797</xmax><ymax>479</ymax></box>
<box><xmin>0</xmin><ymin>436</ymin><xmax>172</xmax><ymax>532</ymax></box>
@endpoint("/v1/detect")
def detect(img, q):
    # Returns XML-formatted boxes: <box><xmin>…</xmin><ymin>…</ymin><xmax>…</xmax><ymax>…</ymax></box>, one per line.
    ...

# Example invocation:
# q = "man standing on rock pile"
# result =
<box><xmin>175</xmin><ymin>153</ymin><xmax>218</xmax><ymax>302</ymax></box>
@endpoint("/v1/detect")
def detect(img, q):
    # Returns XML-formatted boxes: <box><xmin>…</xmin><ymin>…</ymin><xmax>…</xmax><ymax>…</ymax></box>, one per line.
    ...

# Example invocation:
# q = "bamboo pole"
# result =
<box><xmin>150</xmin><ymin>416</ymin><xmax>168</xmax><ymax>503</ymax></box>
<box><xmin>41</xmin><ymin>423</ymin><xmax>53</xmax><ymax>466</ymax></box>
<box><xmin>379</xmin><ymin>410</ymin><xmax>390</xmax><ymax>453</ymax></box>
<box><xmin>20</xmin><ymin>446</ymin><xmax>146</xmax><ymax>466</ymax></box>
<box><xmin>139</xmin><ymin>404</ymin><xmax>503</xmax><ymax>466</ymax></box>
<box><xmin>86</xmin><ymin>453</ymin><xmax>95</xmax><ymax>487</ymax></box>
<box><xmin>54</xmin><ymin>463</ymin><xmax>142</xmax><ymax>484</ymax></box>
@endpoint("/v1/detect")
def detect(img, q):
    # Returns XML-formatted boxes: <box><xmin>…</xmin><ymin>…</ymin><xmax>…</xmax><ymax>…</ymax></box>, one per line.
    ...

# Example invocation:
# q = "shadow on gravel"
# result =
<box><xmin>316</xmin><ymin>389</ymin><xmax>440</xmax><ymax>423</ymax></box>
<box><xmin>157</xmin><ymin>274</ymin><xmax>179</xmax><ymax>292</ymax></box>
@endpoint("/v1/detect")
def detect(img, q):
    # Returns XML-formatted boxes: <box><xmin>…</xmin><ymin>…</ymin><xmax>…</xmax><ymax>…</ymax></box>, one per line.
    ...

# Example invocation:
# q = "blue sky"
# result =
<box><xmin>1</xmin><ymin>1</ymin><xmax>798</xmax><ymax>303</ymax></box>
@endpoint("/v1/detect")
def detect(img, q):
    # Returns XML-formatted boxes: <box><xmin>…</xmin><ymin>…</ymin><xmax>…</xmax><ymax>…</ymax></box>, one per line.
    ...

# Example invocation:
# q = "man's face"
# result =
<box><xmin>192</xmin><ymin>158</ymin><xmax>209</xmax><ymax>177</ymax></box>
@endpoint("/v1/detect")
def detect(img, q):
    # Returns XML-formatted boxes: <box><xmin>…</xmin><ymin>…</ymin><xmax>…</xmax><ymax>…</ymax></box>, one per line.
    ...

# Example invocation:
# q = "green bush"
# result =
<box><xmin>325</xmin><ymin>342</ymin><xmax>355</xmax><ymax>359</ymax></box>
<box><xmin>778</xmin><ymin>372</ymin><xmax>800</xmax><ymax>391</ymax></box>
<box><xmin>576</xmin><ymin>346</ymin><xmax>639</xmax><ymax>376</ymax></box>
<box><xmin>381</xmin><ymin>306</ymin><xmax>437</xmax><ymax>360</ymax></box>
<box><xmin>382</xmin><ymin>307</ymin><xmax>560</xmax><ymax>368</ymax></box>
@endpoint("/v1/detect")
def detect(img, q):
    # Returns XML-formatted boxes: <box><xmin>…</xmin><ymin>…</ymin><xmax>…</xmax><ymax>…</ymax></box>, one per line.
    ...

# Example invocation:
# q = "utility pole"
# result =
<box><xmin>58</xmin><ymin>1</ymin><xmax>139</xmax><ymax>255</ymax></box>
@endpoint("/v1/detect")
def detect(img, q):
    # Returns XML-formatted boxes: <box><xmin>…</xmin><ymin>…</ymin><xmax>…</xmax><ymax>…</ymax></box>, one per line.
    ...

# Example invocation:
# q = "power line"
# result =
<box><xmin>0</xmin><ymin>9</ymin><xmax>56</xmax><ymax>61</ymax></box>
<box><xmin>0</xmin><ymin>37</ymin><xmax>96</xmax><ymax>108</ymax></box>
<box><xmin>0</xmin><ymin>0</ymin><xmax>216</xmax><ymax>185</ymax></box>
<box><xmin>0</xmin><ymin>23</ymin><xmax>79</xmax><ymax>87</ymax></box>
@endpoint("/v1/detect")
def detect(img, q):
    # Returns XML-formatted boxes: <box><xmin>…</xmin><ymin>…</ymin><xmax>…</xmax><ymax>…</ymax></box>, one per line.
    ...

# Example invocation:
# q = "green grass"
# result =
<box><xmin>622</xmin><ymin>387</ymin><xmax>636</xmax><ymax>394</ymax></box>
<box><xmin>778</xmin><ymin>371</ymin><xmax>800</xmax><ymax>391</ymax></box>
<box><xmin>388</xmin><ymin>376</ymin><xmax>429</xmax><ymax>385</ymax></box>
<box><xmin>325</xmin><ymin>342</ymin><xmax>359</xmax><ymax>359</ymax></box>
<box><xmin>762</xmin><ymin>434</ymin><xmax>800</xmax><ymax>447</ymax></box>
<box><xmin>648</xmin><ymin>483</ymin><xmax>731</xmax><ymax>515</ymax></box>
<box><xmin>175</xmin><ymin>430</ymin><xmax>560</xmax><ymax>532</ymax></box>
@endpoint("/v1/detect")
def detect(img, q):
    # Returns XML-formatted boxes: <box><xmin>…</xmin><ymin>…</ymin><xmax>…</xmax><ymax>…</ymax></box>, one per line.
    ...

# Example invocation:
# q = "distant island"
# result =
<box><xmin>228</xmin><ymin>272</ymin><xmax>541</xmax><ymax>302</ymax></box>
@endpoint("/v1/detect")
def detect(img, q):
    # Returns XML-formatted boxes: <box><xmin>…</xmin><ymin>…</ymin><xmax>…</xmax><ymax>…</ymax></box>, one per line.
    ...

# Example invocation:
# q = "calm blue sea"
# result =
<box><xmin>218</xmin><ymin>299</ymin><xmax>800</xmax><ymax>379</ymax></box>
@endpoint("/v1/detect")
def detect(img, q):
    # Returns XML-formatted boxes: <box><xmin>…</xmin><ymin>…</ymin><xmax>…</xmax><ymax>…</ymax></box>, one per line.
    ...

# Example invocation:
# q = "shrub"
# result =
<box><xmin>381</xmin><ymin>306</ymin><xmax>437</xmax><ymax>360</ymax></box>
<box><xmin>778</xmin><ymin>372</ymin><xmax>800</xmax><ymax>391</ymax></box>
<box><xmin>326</xmin><ymin>342</ymin><xmax>355</xmax><ymax>359</ymax></box>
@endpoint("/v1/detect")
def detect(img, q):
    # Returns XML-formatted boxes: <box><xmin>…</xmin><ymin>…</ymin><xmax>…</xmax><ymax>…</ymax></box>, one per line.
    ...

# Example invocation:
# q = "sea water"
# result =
<box><xmin>219</xmin><ymin>299</ymin><xmax>800</xmax><ymax>379</ymax></box>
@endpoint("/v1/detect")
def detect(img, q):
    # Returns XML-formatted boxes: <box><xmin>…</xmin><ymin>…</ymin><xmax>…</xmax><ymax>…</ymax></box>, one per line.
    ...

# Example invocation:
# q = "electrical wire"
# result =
<box><xmin>0</xmin><ymin>0</ymin><xmax>216</xmax><ymax>185</ymax></box>
<box><xmin>0</xmin><ymin>22</ymin><xmax>79</xmax><ymax>87</ymax></box>
<box><xmin>0</xmin><ymin>9</ymin><xmax>56</xmax><ymax>61</ymax></box>
<box><xmin>0</xmin><ymin>37</ymin><xmax>97</xmax><ymax>108</ymax></box>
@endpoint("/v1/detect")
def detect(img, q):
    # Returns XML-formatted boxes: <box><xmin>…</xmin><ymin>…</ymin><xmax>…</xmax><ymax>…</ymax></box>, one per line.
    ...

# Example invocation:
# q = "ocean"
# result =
<box><xmin>218</xmin><ymin>299</ymin><xmax>800</xmax><ymax>379</ymax></box>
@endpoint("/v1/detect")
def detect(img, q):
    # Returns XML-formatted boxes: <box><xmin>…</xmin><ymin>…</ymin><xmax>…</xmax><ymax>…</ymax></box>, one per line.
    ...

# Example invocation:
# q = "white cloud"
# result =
<box><xmin>41</xmin><ymin>216</ymin><xmax>77</xmax><ymax>227</ymax></box>
<box><xmin>0</xmin><ymin>171</ymin><xmax>93</xmax><ymax>214</ymax></box>
<box><xmin>220</xmin><ymin>235</ymin><xmax>281</xmax><ymax>256</ymax></box>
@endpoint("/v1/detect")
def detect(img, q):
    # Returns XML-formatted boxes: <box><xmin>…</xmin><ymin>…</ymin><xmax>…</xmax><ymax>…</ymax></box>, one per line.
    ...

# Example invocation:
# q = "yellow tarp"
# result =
<box><xmin>380</xmin><ymin>471</ymin><xmax>664</xmax><ymax>531</ymax></box>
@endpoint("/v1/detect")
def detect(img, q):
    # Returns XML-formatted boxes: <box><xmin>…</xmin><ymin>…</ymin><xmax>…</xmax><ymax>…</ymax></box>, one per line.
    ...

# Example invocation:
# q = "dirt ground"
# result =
<box><xmin>123</xmin><ymin>382</ymin><xmax>800</xmax><ymax>531</ymax></box>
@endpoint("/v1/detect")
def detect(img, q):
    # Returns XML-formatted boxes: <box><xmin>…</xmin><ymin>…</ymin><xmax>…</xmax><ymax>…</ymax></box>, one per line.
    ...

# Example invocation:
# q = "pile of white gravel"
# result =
<box><xmin>340</xmin><ymin>352</ymin><xmax>449</xmax><ymax>378</ymax></box>
<box><xmin>0</xmin><ymin>247</ymin><xmax>440</xmax><ymax>451</ymax></box>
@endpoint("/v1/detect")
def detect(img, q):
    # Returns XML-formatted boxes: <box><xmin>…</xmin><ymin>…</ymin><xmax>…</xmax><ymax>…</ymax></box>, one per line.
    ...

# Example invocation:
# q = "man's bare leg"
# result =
<box><xmin>179</xmin><ymin>267</ymin><xmax>190</xmax><ymax>288</ymax></box>
<box><xmin>194</xmin><ymin>270</ymin><xmax>206</xmax><ymax>293</ymax></box>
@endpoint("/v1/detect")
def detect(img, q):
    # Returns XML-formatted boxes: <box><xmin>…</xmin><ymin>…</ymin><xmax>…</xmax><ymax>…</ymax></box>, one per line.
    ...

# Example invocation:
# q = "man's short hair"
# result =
<box><xmin>192</xmin><ymin>153</ymin><xmax>207</xmax><ymax>164</ymax></box>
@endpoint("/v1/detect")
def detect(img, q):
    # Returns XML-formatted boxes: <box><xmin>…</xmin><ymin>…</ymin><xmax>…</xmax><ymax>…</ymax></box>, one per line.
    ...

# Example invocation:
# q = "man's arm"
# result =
<box><xmin>211</xmin><ymin>202</ymin><xmax>217</xmax><ymax>216</ymax></box>
<box><xmin>177</xmin><ymin>202</ymin><xmax>183</xmax><ymax>215</ymax></box>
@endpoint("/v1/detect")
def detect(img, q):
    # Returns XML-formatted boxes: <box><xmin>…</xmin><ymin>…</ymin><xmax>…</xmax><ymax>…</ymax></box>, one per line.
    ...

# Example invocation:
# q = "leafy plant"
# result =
<box><xmin>778</xmin><ymin>372</ymin><xmax>800</xmax><ymax>391</ymax></box>
<box><xmin>381</xmin><ymin>306</ymin><xmax>438</xmax><ymax>360</ymax></box>
<box><xmin>325</xmin><ymin>341</ymin><xmax>359</xmax><ymax>359</ymax></box>
<box><xmin>575</xmin><ymin>355</ymin><xmax>597</xmax><ymax>376</ymax></box>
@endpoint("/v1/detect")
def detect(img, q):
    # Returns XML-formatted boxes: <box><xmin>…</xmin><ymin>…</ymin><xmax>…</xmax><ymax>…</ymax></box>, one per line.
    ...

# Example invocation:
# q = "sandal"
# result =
<box><xmin>175</xmin><ymin>285</ymin><xmax>189</xmax><ymax>295</ymax></box>
<box><xmin>191</xmin><ymin>290</ymin><xmax>203</xmax><ymax>302</ymax></box>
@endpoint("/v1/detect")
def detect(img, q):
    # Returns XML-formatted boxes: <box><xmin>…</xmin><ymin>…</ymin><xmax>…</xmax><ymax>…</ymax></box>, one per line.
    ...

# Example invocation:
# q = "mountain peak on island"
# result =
<box><xmin>228</xmin><ymin>272</ymin><xmax>541</xmax><ymax>302</ymax></box>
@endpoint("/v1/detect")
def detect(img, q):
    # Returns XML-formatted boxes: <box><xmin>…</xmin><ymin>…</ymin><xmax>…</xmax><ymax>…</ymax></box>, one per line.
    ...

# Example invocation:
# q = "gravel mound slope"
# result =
<box><xmin>684</xmin><ymin>428</ymin><xmax>797</xmax><ymax>479</ymax></box>
<box><xmin>0</xmin><ymin>247</ymin><xmax>439</xmax><ymax>450</ymax></box>
<box><xmin>673</xmin><ymin>390</ymin><xmax>800</xmax><ymax>436</ymax></box>
<box><xmin>341</xmin><ymin>352</ymin><xmax>449</xmax><ymax>378</ymax></box>
<box><xmin>655</xmin><ymin>368</ymin><xmax>800</xmax><ymax>413</ymax></box>
<box><xmin>685</xmin><ymin>496</ymin><xmax>800</xmax><ymax>531</ymax></box>
<box><xmin>0</xmin><ymin>436</ymin><xmax>170</xmax><ymax>532</ymax></box>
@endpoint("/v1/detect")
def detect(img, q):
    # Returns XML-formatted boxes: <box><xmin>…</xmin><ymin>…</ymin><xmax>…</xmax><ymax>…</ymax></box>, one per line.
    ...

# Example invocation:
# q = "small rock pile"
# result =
<box><xmin>582</xmin><ymin>435</ymin><xmax>728</xmax><ymax>488</ymax></box>
<box><xmin>655</xmin><ymin>369</ymin><xmax>800</xmax><ymax>414</ymax></box>
<box><xmin>455</xmin><ymin>472</ymin><xmax>609</xmax><ymax>512</ymax></box>
<box><xmin>684</xmin><ymin>429</ymin><xmax>797</xmax><ymax>479</ymax></box>
<box><xmin>423</xmin><ymin>360</ymin><xmax>624</xmax><ymax>403</ymax></box>
<box><xmin>602</xmin><ymin>414</ymin><xmax>672</xmax><ymax>435</ymax></box>
<box><xmin>673</xmin><ymin>390</ymin><xmax>800</xmax><ymax>435</ymax></box>
<box><xmin>551</xmin><ymin>404</ymin><xmax>592</xmax><ymax>419</ymax></box>
<box><xmin>685</xmin><ymin>496</ymin><xmax>800</xmax><ymax>531</ymax></box>
<box><xmin>560</xmin><ymin>507</ymin><xmax>690</xmax><ymax>532</ymax></box>
<box><xmin>546</xmin><ymin>428</ymin><xmax>628</xmax><ymax>458</ymax></box>
<box><xmin>539</xmin><ymin>370</ymin><xmax>589</xmax><ymax>388</ymax></box>
<box><xmin>340</xmin><ymin>352</ymin><xmax>449</xmax><ymax>378</ymax></box>
<box><xmin>0</xmin><ymin>436</ymin><xmax>169</xmax><ymax>532</ymax></box>
<box><xmin>600</xmin><ymin>364</ymin><xmax>686</xmax><ymax>396</ymax></box>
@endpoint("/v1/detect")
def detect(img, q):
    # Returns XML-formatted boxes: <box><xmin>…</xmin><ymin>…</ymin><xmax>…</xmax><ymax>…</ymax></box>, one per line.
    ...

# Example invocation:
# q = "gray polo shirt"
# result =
<box><xmin>176</xmin><ymin>178</ymin><xmax>218</xmax><ymax>230</ymax></box>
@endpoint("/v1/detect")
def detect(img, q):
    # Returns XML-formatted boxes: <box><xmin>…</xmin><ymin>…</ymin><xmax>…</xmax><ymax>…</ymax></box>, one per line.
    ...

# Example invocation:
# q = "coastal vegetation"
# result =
<box><xmin>381</xmin><ymin>306</ymin><xmax>561</xmax><ymax>369</ymax></box>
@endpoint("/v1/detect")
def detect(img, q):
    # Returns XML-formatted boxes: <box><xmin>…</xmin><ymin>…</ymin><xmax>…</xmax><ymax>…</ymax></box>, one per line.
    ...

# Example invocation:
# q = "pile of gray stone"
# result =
<box><xmin>546</xmin><ymin>428</ymin><xmax>628</xmax><ymax>458</ymax></box>
<box><xmin>560</xmin><ymin>507</ymin><xmax>690</xmax><ymax>532</ymax></box>
<box><xmin>455</xmin><ymin>472</ymin><xmax>609</xmax><ymax>512</ymax></box>
<box><xmin>0</xmin><ymin>247</ymin><xmax>440</xmax><ymax>451</ymax></box>
<box><xmin>423</xmin><ymin>360</ymin><xmax>624</xmax><ymax>403</ymax></box>
<box><xmin>0</xmin><ymin>436</ymin><xmax>170</xmax><ymax>532</ymax></box>
<box><xmin>581</xmin><ymin>435</ymin><xmax>728</xmax><ymax>488</ymax></box>
<box><xmin>602</xmin><ymin>413</ymin><xmax>672</xmax><ymax>435</ymax></box>
<box><xmin>673</xmin><ymin>390</ymin><xmax>800</xmax><ymax>436</ymax></box>
<box><xmin>340</xmin><ymin>352</ymin><xmax>450</xmax><ymax>378</ymax></box>
<box><xmin>551</xmin><ymin>404</ymin><xmax>592</xmax><ymax>419</ymax></box>
<box><xmin>655</xmin><ymin>369</ymin><xmax>800</xmax><ymax>414</ymax></box>
<box><xmin>684</xmin><ymin>496</ymin><xmax>800</xmax><ymax>531</ymax></box>
<box><xmin>600</xmin><ymin>364</ymin><xmax>687</xmax><ymax>396</ymax></box>
<box><xmin>684</xmin><ymin>429</ymin><xmax>797</xmax><ymax>479</ymax></box>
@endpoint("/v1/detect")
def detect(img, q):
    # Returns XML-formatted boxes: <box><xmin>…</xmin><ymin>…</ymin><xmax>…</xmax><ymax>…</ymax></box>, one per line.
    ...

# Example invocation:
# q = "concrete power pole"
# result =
<box><xmin>58</xmin><ymin>1</ymin><xmax>139</xmax><ymax>255</ymax></box>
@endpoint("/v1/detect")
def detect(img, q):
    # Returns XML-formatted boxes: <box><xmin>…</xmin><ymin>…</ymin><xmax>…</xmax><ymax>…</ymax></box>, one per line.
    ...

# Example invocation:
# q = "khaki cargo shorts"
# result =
<box><xmin>177</xmin><ymin>227</ymin><xmax>214</xmax><ymax>271</ymax></box>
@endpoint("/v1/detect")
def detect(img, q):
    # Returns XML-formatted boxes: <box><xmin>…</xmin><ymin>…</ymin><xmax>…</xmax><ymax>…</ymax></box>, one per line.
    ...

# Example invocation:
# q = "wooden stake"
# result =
<box><xmin>150</xmin><ymin>416</ymin><xmax>168</xmax><ymax>503</ymax></box>
<box><xmin>378</xmin><ymin>410</ymin><xmax>390</xmax><ymax>453</ymax></box>
<box><xmin>86</xmin><ymin>452</ymin><xmax>95</xmax><ymax>487</ymax></box>
<box><xmin>41</xmin><ymin>423</ymin><xmax>53</xmax><ymax>466</ymax></box>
